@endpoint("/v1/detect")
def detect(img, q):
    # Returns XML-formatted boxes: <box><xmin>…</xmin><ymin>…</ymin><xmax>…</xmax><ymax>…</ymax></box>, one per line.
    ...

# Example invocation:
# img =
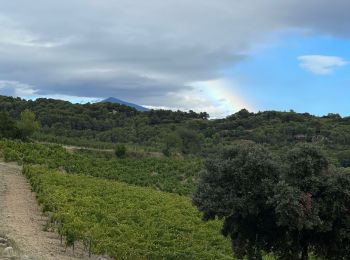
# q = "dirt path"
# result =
<box><xmin>0</xmin><ymin>161</ymin><xmax>84</xmax><ymax>260</ymax></box>
<box><xmin>37</xmin><ymin>142</ymin><xmax>114</xmax><ymax>154</ymax></box>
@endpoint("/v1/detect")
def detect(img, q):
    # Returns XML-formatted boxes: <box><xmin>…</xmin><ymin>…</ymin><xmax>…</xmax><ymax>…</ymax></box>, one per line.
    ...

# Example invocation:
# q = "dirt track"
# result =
<box><xmin>0</xmin><ymin>161</ymin><xmax>82</xmax><ymax>259</ymax></box>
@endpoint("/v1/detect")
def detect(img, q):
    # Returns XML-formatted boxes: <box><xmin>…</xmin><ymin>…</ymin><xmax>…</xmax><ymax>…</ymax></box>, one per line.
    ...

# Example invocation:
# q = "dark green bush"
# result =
<box><xmin>115</xmin><ymin>144</ymin><xmax>127</xmax><ymax>158</ymax></box>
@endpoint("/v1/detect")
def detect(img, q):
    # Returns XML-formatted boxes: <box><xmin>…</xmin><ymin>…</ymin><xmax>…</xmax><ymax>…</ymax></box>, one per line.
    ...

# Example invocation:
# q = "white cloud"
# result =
<box><xmin>298</xmin><ymin>55</ymin><xmax>348</xmax><ymax>75</ymax></box>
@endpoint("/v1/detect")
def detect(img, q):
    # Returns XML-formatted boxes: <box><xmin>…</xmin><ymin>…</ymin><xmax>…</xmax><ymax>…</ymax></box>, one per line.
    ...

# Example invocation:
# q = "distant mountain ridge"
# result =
<box><xmin>101</xmin><ymin>97</ymin><xmax>150</xmax><ymax>112</ymax></box>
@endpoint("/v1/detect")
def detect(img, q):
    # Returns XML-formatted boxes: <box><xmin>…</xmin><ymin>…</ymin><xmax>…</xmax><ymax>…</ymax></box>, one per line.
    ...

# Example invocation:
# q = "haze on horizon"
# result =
<box><xmin>0</xmin><ymin>0</ymin><xmax>350</xmax><ymax>118</ymax></box>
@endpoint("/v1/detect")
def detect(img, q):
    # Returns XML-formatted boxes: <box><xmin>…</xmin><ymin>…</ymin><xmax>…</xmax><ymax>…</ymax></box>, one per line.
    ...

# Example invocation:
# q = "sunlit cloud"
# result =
<box><xmin>298</xmin><ymin>55</ymin><xmax>348</xmax><ymax>75</ymax></box>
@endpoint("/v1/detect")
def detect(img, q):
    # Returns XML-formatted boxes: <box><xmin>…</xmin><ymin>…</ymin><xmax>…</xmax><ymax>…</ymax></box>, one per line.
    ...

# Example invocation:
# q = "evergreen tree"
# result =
<box><xmin>17</xmin><ymin>109</ymin><xmax>40</xmax><ymax>140</ymax></box>
<box><xmin>193</xmin><ymin>144</ymin><xmax>350</xmax><ymax>259</ymax></box>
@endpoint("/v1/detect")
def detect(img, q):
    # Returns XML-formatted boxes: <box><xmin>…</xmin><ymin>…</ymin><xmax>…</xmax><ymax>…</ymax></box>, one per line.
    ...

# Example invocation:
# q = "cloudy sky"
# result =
<box><xmin>0</xmin><ymin>0</ymin><xmax>350</xmax><ymax>117</ymax></box>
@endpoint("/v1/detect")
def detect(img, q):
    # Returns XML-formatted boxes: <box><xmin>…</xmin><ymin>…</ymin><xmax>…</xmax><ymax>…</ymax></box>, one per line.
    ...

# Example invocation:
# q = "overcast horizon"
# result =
<box><xmin>1</xmin><ymin>1</ymin><xmax>350</xmax><ymax>118</ymax></box>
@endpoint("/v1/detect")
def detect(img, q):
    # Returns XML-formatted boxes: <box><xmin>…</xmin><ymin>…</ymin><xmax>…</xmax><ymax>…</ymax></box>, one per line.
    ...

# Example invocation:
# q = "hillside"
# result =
<box><xmin>0</xmin><ymin>95</ymin><xmax>350</xmax><ymax>166</ymax></box>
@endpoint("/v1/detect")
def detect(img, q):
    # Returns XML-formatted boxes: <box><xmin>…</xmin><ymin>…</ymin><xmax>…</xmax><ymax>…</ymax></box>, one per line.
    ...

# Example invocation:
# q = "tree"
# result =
<box><xmin>193</xmin><ymin>144</ymin><xmax>350</xmax><ymax>259</ymax></box>
<box><xmin>162</xmin><ymin>132</ymin><xmax>182</xmax><ymax>156</ymax></box>
<box><xmin>193</xmin><ymin>144</ymin><xmax>280</xmax><ymax>259</ymax></box>
<box><xmin>0</xmin><ymin>112</ymin><xmax>20</xmax><ymax>139</ymax></box>
<box><xmin>270</xmin><ymin>145</ymin><xmax>350</xmax><ymax>259</ymax></box>
<box><xmin>177</xmin><ymin>128</ymin><xmax>202</xmax><ymax>154</ymax></box>
<box><xmin>337</xmin><ymin>150</ymin><xmax>350</xmax><ymax>167</ymax></box>
<box><xmin>17</xmin><ymin>109</ymin><xmax>40</xmax><ymax>140</ymax></box>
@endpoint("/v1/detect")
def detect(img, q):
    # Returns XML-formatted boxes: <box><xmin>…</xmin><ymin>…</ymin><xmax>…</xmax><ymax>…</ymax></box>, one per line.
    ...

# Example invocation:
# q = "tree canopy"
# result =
<box><xmin>0</xmin><ymin>112</ymin><xmax>19</xmax><ymax>139</ymax></box>
<box><xmin>193</xmin><ymin>144</ymin><xmax>350</xmax><ymax>259</ymax></box>
<box><xmin>0</xmin><ymin>109</ymin><xmax>39</xmax><ymax>140</ymax></box>
<box><xmin>17</xmin><ymin>109</ymin><xmax>40</xmax><ymax>140</ymax></box>
<box><xmin>1</xmin><ymin>95</ymin><xmax>350</xmax><ymax>163</ymax></box>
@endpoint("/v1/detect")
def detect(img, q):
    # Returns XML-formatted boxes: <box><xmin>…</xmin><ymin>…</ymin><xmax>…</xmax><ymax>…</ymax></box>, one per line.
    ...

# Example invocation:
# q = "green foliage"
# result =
<box><xmin>2</xmin><ymin>96</ymin><xmax>350</xmax><ymax>163</ymax></box>
<box><xmin>23</xmin><ymin>165</ymin><xmax>233</xmax><ymax>259</ymax></box>
<box><xmin>0</xmin><ymin>140</ymin><xmax>202</xmax><ymax>195</ymax></box>
<box><xmin>162</xmin><ymin>132</ymin><xmax>182</xmax><ymax>156</ymax></box>
<box><xmin>194</xmin><ymin>144</ymin><xmax>279</xmax><ymax>259</ymax></box>
<box><xmin>114</xmin><ymin>144</ymin><xmax>127</xmax><ymax>158</ymax></box>
<box><xmin>0</xmin><ymin>112</ymin><xmax>19</xmax><ymax>139</ymax></box>
<box><xmin>17</xmin><ymin>109</ymin><xmax>40</xmax><ymax>140</ymax></box>
<box><xmin>0</xmin><ymin>109</ymin><xmax>39</xmax><ymax>140</ymax></box>
<box><xmin>336</xmin><ymin>150</ymin><xmax>350</xmax><ymax>167</ymax></box>
<box><xmin>194</xmin><ymin>143</ymin><xmax>350</xmax><ymax>259</ymax></box>
<box><xmin>0</xmin><ymin>96</ymin><xmax>207</xmax><ymax>153</ymax></box>
<box><xmin>2</xmin><ymin>96</ymin><xmax>350</xmax><ymax>259</ymax></box>
<box><xmin>177</xmin><ymin>128</ymin><xmax>203</xmax><ymax>155</ymax></box>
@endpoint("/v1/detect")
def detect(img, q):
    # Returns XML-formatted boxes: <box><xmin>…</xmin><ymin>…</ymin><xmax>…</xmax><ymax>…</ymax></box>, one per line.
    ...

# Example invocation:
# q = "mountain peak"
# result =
<box><xmin>101</xmin><ymin>97</ymin><xmax>149</xmax><ymax>112</ymax></box>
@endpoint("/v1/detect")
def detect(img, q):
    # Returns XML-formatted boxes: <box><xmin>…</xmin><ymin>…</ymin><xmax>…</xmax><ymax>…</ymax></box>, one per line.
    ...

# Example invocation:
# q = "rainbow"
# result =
<box><xmin>191</xmin><ymin>79</ymin><xmax>254</xmax><ymax>116</ymax></box>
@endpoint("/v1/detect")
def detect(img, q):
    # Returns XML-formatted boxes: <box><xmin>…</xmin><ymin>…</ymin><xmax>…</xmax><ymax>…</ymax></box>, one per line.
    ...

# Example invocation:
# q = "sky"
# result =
<box><xmin>0</xmin><ymin>0</ymin><xmax>350</xmax><ymax>118</ymax></box>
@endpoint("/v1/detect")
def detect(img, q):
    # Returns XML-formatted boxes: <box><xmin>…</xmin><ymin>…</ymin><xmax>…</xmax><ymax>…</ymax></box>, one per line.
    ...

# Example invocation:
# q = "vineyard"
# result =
<box><xmin>0</xmin><ymin>140</ymin><xmax>236</xmax><ymax>259</ymax></box>
<box><xmin>22</xmin><ymin>165</ymin><xmax>233</xmax><ymax>259</ymax></box>
<box><xmin>0</xmin><ymin>140</ymin><xmax>202</xmax><ymax>195</ymax></box>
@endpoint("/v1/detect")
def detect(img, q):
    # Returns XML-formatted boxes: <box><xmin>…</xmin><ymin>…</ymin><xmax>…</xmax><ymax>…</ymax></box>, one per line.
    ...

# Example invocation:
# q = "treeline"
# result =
<box><xmin>1</xmin><ymin>95</ymin><xmax>350</xmax><ymax>166</ymax></box>
<box><xmin>0</xmin><ymin>95</ymin><xmax>208</xmax><ymax>150</ymax></box>
<box><xmin>0</xmin><ymin>95</ymin><xmax>208</xmax><ymax>129</ymax></box>
<box><xmin>216</xmin><ymin>109</ymin><xmax>350</xmax><ymax>146</ymax></box>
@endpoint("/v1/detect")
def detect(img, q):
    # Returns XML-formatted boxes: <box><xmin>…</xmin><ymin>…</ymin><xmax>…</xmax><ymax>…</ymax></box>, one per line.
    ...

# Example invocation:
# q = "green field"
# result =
<box><xmin>24</xmin><ymin>165</ymin><xmax>234</xmax><ymax>259</ymax></box>
<box><xmin>0</xmin><ymin>140</ymin><xmax>202</xmax><ymax>195</ymax></box>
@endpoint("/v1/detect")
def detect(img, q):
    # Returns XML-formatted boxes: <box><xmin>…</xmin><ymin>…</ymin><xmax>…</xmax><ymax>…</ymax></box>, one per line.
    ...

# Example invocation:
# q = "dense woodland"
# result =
<box><xmin>0</xmin><ymin>95</ymin><xmax>350</xmax><ymax>167</ymax></box>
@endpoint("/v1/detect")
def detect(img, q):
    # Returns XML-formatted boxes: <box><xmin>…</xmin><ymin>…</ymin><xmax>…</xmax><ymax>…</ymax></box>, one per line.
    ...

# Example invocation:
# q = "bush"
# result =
<box><xmin>3</xmin><ymin>147</ymin><xmax>21</xmax><ymax>162</ymax></box>
<box><xmin>115</xmin><ymin>144</ymin><xmax>126</xmax><ymax>158</ymax></box>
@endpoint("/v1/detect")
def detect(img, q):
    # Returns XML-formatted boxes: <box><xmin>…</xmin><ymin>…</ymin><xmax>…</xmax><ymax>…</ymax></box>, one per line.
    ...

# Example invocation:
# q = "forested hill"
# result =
<box><xmin>0</xmin><ymin>95</ymin><xmax>208</xmax><ymax>126</ymax></box>
<box><xmin>1</xmin><ymin>95</ymin><xmax>350</xmax><ymax>166</ymax></box>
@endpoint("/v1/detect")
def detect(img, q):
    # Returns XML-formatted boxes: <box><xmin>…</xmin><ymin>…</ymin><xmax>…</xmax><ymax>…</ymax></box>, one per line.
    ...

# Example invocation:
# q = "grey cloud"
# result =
<box><xmin>280</xmin><ymin>1</ymin><xmax>350</xmax><ymax>37</ymax></box>
<box><xmin>0</xmin><ymin>0</ymin><xmax>350</xmax><ymax>109</ymax></box>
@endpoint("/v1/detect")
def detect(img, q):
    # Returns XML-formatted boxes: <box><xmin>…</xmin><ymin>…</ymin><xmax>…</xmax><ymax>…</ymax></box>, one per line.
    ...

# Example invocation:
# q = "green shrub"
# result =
<box><xmin>115</xmin><ymin>144</ymin><xmax>127</xmax><ymax>158</ymax></box>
